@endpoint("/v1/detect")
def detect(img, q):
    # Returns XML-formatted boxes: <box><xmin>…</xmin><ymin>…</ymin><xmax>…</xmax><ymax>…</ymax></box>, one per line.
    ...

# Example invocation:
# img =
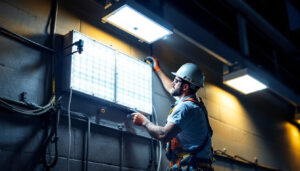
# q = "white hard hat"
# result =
<box><xmin>171</xmin><ymin>63</ymin><xmax>205</xmax><ymax>87</ymax></box>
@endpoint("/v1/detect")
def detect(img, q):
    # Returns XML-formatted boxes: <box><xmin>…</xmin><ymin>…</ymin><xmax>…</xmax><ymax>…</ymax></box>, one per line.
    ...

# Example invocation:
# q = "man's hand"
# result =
<box><xmin>144</xmin><ymin>56</ymin><xmax>161</xmax><ymax>73</ymax></box>
<box><xmin>131</xmin><ymin>113</ymin><xmax>149</xmax><ymax>126</ymax></box>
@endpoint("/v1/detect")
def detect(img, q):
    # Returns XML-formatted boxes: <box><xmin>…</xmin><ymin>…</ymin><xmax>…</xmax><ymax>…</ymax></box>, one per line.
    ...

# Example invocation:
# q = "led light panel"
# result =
<box><xmin>102</xmin><ymin>5</ymin><xmax>172</xmax><ymax>43</ymax></box>
<box><xmin>70</xmin><ymin>32</ymin><xmax>115</xmax><ymax>102</ymax></box>
<box><xmin>224</xmin><ymin>74</ymin><xmax>267</xmax><ymax>94</ymax></box>
<box><xmin>116</xmin><ymin>52</ymin><xmax>152</xmax><ymax>114</ymax></box>
<box><xmin>66</xmin><ymin>31</ymin><xmax>152</xmax><ymax>114</ymax></box>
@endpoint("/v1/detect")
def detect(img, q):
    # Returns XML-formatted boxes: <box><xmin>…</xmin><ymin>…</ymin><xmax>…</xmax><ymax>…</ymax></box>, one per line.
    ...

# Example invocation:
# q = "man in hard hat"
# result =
<box><xmin>131</xmin><ymin>57</ymin><xmax>213</xmax><ymax>171</ymax></box>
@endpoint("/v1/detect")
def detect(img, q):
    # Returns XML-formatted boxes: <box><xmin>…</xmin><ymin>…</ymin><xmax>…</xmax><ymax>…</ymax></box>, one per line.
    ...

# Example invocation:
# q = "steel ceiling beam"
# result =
<box><xmin>162</xmin><ymin>2</ymin><xmax>300</xmax><ymax>106</ymax></box>
<box><xmin>224</xmin><ymin>0</ymin><xmax>297</xmax><ymax>56</ymax></box>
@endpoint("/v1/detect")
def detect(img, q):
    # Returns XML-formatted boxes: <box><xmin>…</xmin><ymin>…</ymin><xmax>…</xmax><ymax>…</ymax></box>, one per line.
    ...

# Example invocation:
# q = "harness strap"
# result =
<box><xmin>166</xmin><ymin>97</ymin><xmax>213</xmax><ymax>168</ymax></box>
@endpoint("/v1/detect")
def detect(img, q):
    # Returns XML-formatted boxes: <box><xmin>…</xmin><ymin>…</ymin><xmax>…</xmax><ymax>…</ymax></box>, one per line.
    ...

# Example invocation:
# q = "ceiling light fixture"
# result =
<box><xmin>223</xmin><ymin>68</ymin><xmax>267</xmax><ymax>94</ymax></box>
<box><xmin>101</xmin><ymin>1</ymin><xmax>173</xmax><ymax>44</ymax></box>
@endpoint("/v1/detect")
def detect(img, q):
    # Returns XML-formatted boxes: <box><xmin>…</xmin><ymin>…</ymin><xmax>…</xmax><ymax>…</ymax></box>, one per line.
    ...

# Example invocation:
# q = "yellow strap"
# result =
<box><xmin>52</xmin><ymin>79</ymin><xmax>56</xmax><ymax>106</ymax></box>
<box><xmin>167</xmin><ymin>97</ymin><xmax>202</xmax><ymax>164</ymax></box>
<box><xmin>169</xmin><ymin>97</ymin><xmax>201</xmax><ymax>116</ymax></box>
<box><xmin>169</xmin><ymin>106</ymin><xmax>176</xmax><ymax>115</ymax></box>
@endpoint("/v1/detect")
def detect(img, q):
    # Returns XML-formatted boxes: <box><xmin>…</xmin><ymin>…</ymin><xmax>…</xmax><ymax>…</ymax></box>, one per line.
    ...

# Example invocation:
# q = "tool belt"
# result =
<box><xmin>180</xmin><ymin>155</ymin><xmax>213</xmax><ymax>170</ymax></box>
<box><xmin>167</xmin><ymin>153</ymin><xmax>213</xmax><ymax>171</ymax></box>
<box><xmin>167</xmin><ymin>155</ymin><xmax>213</xmax><ymax>171</ymax></box>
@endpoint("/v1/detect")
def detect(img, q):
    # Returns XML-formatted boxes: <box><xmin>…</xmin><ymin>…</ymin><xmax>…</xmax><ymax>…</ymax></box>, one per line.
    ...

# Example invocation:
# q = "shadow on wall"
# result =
<box><xmin>0</xmin><ymin>111</ymin><xmax>51</xmax><ymax>170</ymax></box>
<box><xmin>0</xmin><ymin>33</ymin><xmax>53</xmax><ymax>105</ymax></box>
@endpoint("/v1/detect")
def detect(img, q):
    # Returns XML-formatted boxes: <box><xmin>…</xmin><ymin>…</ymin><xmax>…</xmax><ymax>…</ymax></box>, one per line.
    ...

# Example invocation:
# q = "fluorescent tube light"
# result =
<box><xmin>223</xmin><ymin>69</ymin><xmax>267</xmax><ymax>94</ymax></box>
<box><xmin>102</xmin><ymin>4</ymin><xmax>172</xmax><ymax>43</ymax></box>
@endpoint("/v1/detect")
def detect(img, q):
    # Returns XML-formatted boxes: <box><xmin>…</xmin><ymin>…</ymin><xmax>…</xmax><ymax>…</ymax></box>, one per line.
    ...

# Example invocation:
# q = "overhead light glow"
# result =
<box><xmin>295</xmin><ymin>114</ymin><xmax>300</xmax><ymax>124</ymax></box>
<box><xmin>223</xmin><ymin>69</ymin><xmax>267</xmax><ymax>94</ymax></box>
<box><xmin>102</xmin><ymin>5</ymin><xmax>172</xmax><ymax>43</ymax></box>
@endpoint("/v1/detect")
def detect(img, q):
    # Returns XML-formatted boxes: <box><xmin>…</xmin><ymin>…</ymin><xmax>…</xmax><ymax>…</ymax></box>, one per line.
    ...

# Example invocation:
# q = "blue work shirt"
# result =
<box><xmin>167</xmin><ymin>94</ymin><xmax>212</xmax><ymax>159</ymax></box>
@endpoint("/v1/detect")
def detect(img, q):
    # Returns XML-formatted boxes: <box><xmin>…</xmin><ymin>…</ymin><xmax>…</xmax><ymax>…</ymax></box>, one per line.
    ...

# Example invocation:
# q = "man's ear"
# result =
<box><xmin>182</xmin><ymin>83</ymin><xmax>189</xmax><ymax>92</ymax></box>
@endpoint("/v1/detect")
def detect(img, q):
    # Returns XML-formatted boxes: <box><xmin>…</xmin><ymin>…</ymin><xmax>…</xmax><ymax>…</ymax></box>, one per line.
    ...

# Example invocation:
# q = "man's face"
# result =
<box><xmin>171</xmin><ymin>76</ymin><xmax>184</xmax><ymax>97</ymax></box>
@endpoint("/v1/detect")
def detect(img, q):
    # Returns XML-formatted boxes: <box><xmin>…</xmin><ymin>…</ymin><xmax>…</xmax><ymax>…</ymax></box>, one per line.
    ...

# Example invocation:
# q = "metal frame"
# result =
<box><xmin>62</xmin><ymin>30</ymin><xmax>153</xmax><ymax>114</ymax></box>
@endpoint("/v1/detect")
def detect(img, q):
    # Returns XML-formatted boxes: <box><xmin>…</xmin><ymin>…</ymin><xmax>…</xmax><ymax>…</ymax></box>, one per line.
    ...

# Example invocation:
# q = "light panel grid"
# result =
<box><xmin>67</xmin><ymin>31</ymin><xmax>153</xmax><ymax>114</ymax></box>
<box><xmin>116</xmin><ymin>52</ymin><xmax>152</xmax><ymax>114</ymax></box>
<box><xmin>70</xmin><ymin>32</ymin><xmax>115</xmax><ymax>102</ymax></box>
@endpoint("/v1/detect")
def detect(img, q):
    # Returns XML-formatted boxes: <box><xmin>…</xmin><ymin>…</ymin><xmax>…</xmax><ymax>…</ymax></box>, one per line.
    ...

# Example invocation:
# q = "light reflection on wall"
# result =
<box><xmin>283</xmin><ymin>122</ymin><xmax>300</xmax><ymax>151</ymax></box>
<box><xmin>282</xmin><ymin>122</ymin><xmax>300</xmax><ymax>167</ymax></box>
<box><xmin>199</xmin><ymin>83</ymin><xmax>259</xmax><ymax>150</ymax></box>
<box><xmin>202</xmin><ymin>83</ymin><xmax>248</xmax><ymax>121</ymax></box>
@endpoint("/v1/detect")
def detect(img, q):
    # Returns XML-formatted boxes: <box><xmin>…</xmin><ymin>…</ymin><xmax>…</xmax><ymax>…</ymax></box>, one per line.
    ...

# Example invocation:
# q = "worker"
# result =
<box><xmin>131</xmin><ymin>57</ymin><xmax>213</xmax><ymax>171</ymax></box>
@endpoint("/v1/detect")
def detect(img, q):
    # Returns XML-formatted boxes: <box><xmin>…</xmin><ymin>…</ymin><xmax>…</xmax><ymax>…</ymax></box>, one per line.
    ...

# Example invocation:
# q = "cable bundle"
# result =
<box><xmin>0</xmin><ymin>96</ymin><xmax>55</xmax><ymax>115</ymax></box>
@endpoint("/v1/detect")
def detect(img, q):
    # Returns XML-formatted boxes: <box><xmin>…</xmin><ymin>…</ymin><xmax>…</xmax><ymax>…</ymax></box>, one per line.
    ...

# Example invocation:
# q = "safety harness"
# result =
<box><xmin>166</xmin><ymin>97</ymin><xmax>213</xmax><ymax>170</ymax></box>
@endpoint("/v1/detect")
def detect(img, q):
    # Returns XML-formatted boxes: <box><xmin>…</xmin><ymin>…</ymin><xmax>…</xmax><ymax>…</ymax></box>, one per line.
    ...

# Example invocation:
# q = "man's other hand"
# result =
<box><xmin>131</xmin><ymin>113</ymin><xmax>148</xmax><ymax>126</ymax></box>
<box><xmin>144</xmin><ymin>56</ymin><xmax>161</xmax><ymax>73</ymax></box>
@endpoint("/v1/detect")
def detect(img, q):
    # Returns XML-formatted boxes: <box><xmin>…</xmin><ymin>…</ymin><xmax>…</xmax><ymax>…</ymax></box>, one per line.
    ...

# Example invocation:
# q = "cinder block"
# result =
<box><xmin>203</xmin><ymin>98</ymin><xmax>221</xmax><ymax>120</ymax></box>
<box><xmin>122</xmin><ymin>134</ymin><xmax>151</xmax><ymax>170</ymax></box>
<box><xmin>87</xmin><ymin>127</ymin><xmax>120</xmax><ymax>165</ymax></box>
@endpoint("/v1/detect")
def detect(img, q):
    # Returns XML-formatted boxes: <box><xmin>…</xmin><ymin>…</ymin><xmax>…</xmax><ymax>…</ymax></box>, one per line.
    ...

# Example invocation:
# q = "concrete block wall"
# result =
<box><xmin>1</xmin><ymin>0</ymin><xmax>300</xmax><ymax>171</ymax></box>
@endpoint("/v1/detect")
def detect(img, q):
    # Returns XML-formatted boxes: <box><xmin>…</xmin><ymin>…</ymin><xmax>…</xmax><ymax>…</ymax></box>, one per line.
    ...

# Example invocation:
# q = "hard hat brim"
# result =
<box><xmin>171</xmin><ymin>72</ymin><xmax>177</xmax><ymax>76</ymax></box>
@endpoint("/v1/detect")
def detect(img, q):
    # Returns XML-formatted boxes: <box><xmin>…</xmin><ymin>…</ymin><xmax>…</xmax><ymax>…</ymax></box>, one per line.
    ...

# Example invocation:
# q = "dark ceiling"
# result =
<box><xmin>164</xmin><ymin>0</ymin><xmax>300</xmax><ymax>95</ymax></box>
<box><xmin>74</xmin><ymin>0</ymin><xmax>300</xmax><ymax>96</ymax></box>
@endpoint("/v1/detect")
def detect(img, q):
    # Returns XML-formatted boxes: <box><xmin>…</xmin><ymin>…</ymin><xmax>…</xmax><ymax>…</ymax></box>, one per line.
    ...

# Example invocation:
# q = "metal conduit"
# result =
<box><xmin>0</xmin><ymin>27</ymin><xmax>55</xmax><ymax>54</ymax></box>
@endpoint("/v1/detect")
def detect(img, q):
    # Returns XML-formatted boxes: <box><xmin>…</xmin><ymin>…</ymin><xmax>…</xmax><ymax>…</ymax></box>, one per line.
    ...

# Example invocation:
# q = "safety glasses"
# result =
<box><xmin>173</xmin><ymin>78</ymin><xmax>183</xmax><ymax>84</ymax></box>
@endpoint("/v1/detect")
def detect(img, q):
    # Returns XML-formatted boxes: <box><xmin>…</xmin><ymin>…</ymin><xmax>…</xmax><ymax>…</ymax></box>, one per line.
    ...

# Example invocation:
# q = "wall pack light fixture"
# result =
<box><xmin>62</xmin><ymin>31</ymin><xmax>153</xmax><ymax>114</ymax></box>
<box><xmin>101</xmin><ymin>0</ymin><xmax>173</xmax><ymax>44</ymax></box>
<box><xmin>223</xmin><ymin>68</ymin><xmax>267</xmax><ymax>94</ymax></box>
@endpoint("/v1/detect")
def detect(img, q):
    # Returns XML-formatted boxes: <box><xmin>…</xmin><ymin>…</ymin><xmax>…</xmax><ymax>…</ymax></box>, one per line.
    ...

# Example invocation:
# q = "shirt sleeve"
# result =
<box><xmin>167</xmin><ymin>103</ymin><xmax>189</xmax><ymax>129</ymax></box>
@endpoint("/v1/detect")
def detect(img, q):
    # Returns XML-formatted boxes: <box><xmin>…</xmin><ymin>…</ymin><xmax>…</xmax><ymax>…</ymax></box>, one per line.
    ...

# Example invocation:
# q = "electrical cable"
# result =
<box><xmin>59</xmin><ymin>107</ymin><xmax>90</xmax><ymax>171</ymax></box>
<box><xmin>42</xmin><ymin>109</ymin><xmax>60</xmax><ymax>168</ymax></box>
<box><xmin>120</xmin><ymin>131</ymin><xmax>123</xmax><ymax>171</ymax></box>
<box><xmin>149</xmin><ymin>44</ymin><xmax>161</xmax><ymax>171</ymax></box>
<box><xmin>42</xmin><ymin>0</ymin><xmax>59</xmax><ymax>167</ymax></box>
<box><xmin>152</xmin><ymin>105</ymin><xmax>162</xmax><ymax>171</ymax></box>
<box><xmin>213</xmin><ymin>149</ymin><xmax>280</xmax><ymax>171</ymax></box>
<box><xmin>0</xmin><ymin>96</ymin><xmax>55</xmax><ymax>115</ymax></box>
<box><xmin>67</xmin><ymin>88</ymin><xmax>73</xmax><ymax>171</ymax></box>
<box><xmin>234</xmin><ymin>155</ymin><xmax>254</xmax><ymax>164</ymax></box>
<box><xmin>50</xmin><ymin>0</ymin><xmax>58</xmax><ymax>108</ymax></box>
<box><xmin>85</xmin><ymin>117</ymin><xmax>90</xmax><ymax>171</ymax></box>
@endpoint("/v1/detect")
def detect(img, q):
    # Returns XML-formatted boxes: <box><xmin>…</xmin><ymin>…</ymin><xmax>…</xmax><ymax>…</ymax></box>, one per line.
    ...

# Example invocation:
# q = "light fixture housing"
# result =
<box><xmin>101</xmin><ymin>0</ymin><xmax>173</xmax><ymax>44</ymax></box>
<box><xmin>62</xmin><ymin>31</ymin><xmax>153</xmax><ymax>114</ymax></box>
<box><xmin>223</xmin><ymin>68</ymin><xmax>268</xmax><ymax>94</ymax></box>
